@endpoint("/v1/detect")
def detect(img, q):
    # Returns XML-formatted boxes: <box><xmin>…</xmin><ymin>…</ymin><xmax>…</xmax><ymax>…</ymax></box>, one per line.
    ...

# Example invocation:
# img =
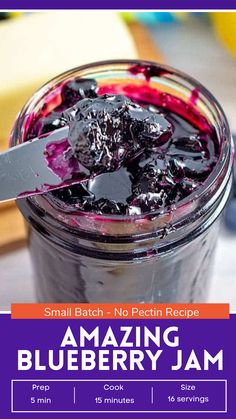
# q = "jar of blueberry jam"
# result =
<box><xmin>11</xmin><ymin>60</ymin><xmax>233</xmax><ymax>303</ymax></box>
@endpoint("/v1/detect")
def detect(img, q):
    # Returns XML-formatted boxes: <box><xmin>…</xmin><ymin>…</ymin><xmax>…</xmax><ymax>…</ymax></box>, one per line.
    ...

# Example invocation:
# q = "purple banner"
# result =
<box><xmin>0</xmin><ymin>1</ymin><xmax>235</xmax><ymax>9</ymax></box>
<box><xmin>0</xmin><ymin>314</ymin><xmax>235</xmax><ymax>418</ymax></box>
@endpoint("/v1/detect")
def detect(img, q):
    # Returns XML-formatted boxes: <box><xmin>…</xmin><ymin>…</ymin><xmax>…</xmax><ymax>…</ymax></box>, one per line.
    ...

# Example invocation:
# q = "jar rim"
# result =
<box><xmin>11</xmin><ymin>59</ymin><xmax>233</xmax><ymax>233</ymax></box>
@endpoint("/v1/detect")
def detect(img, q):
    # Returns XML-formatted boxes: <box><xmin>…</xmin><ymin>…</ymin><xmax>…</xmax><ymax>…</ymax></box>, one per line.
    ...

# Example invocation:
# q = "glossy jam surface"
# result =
<box><xmin>26</xmin><ymin>76</ymin><xmax>219</xmax><ymax>216</ymax></box>
<box><xmin>18</xmin><ymin>65</ymin><xmax>230</xmax><ymax>304</ymax></box>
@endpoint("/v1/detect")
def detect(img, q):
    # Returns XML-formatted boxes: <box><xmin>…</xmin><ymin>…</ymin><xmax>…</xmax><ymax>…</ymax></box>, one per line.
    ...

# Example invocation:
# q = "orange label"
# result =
<box><xmin>11</xmin><ymin>303</ymin><xmax>229</xmax><ymax>320</ymax></box>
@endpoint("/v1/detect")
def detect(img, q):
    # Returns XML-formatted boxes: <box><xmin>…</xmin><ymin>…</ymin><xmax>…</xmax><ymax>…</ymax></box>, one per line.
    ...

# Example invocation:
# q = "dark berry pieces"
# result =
<box><xmin>129</xmin><ymin>190</ymin><xmax>170</xmax><ymax>214</ymax></box>
<box><xmin>181</xmin><ymin>158</ymin><xmax>215</xmax><ymax>179</ymax></box>
<box><xmin>51</xmin><ymin>167</ymin><xmax>133</xmax><ymax>215</ymax></box>
<box><xmin>68</xmin><ymin>112</ymin><xmax>128</xmax><ymax>173</ymax></box>
<box><xmin>168</xmin><ymin>135</ymin><xmax>206</xmax><ymax>158</ymax></box>
<box><xmin>130</xmin><ymin>157</ymin><xmax>177</xmax><ymax>212</ymax></box>
<box><xmin>88</xmin><ymin>168</ymin><xmax>133</xmax><ymax>205</ymax></box>
<box><xmin>72</xmin><ymin>94</ymin><xmax>133</xmax><ymax>123</ymax></box>
<box><xmin>78</xmin><ymin>167</ymin><xmax>133</xmax><ymax>215</ymax></box>
<box><xmin>68</xmin><ymin>94</ymin><xmax>172</xmax><ymax>174</ymax></box>
<box><xmin>133</xmin><ymin>157</ymin><xmax>173</xmax><ymax>194</ymax></box>
<box><xmin>27</xmin><ymin>76</ymin><xmax>219</xmax><ymax>216</ymax></box>
<box><xmin>37</xmin><ymin>112</ymin><xmax>68</xmax><ymax>136</ymax></box>
<box><xmin>88</xmin><ymin>198</ymin><xmax>127</xmax><ymax>215</ymax></box>
<box><xmin>167</xmin><ymin>134</ymin><xmax>217</xmax><ymax>180</ymax></box>
<box><xmin>61</xmin><ymin>78</ymin><xmax>98</xmax><ymax>108</ymax></box>
<box><xmin>68</xmin><ymin>94</ymin><xmax>134</xmax><ymax>172</ymax></box>
<box><xmin>129</xmin><ymin>108</ymin><xmax>172</xmax><ymax>148</ymax></box>
<box><xmin>168</xmin><ymin>158</ymin><xmax>185</xmax><ymax>180</ymax></box>
<box><xmin>51</xmin><ymin>183</ymin><xmax>93</xmax><ymax>209</ymax></box>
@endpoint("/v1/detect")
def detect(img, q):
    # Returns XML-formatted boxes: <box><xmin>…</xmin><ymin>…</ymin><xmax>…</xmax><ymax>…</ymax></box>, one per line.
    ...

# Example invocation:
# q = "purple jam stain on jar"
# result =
<box><xmin>44</xmin><ymin>139</ymin><xmax>76</xmax><ymax>181</ymax></box>
<box><xmin>189</xmin><ymin>88</ymin><xmax>199</xmax><ymax>106</ymax></box>
<box><xmin>128</xmin><ymin>63</ymin><xmax>172</xmax><ymax>81</ymax></box>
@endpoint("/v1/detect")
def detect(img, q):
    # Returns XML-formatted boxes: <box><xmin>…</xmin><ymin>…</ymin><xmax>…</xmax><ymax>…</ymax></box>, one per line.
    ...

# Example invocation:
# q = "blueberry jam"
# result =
<box><xmin>16</xmin><ymin>62</ymin><xmax>232</xmax><ymax>304</ymax></box>
<box><xmin>26</xmin><ymin>77</ymin><xmax>219</xmax><ymax>216</ymax></box>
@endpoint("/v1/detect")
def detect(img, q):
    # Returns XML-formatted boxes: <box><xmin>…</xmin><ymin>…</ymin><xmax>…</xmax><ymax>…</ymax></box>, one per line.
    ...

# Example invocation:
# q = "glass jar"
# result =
<box><xmin>11</xmin><ymin>60</ymin><xmax>233</xmax><ymax>303</ymax></box>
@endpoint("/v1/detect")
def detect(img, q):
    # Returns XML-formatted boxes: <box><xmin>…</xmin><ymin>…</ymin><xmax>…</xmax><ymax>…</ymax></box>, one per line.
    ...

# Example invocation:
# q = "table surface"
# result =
<box><xmin>0</xmin><ymin>18</ymin><xmax>235</xmax><ymax>311</ymax></box>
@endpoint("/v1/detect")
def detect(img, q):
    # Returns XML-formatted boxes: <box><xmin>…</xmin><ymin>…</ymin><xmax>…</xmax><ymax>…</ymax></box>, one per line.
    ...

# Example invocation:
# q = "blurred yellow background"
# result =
<box><xmin>1</xmin><ymin>12</ymin><xmax>236</xmax><ymax>152</ymax></box>
<box><xmin>0</xmin><ymin>11</ymin><xmax>136</xmax><ymax>151</ymax></box>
